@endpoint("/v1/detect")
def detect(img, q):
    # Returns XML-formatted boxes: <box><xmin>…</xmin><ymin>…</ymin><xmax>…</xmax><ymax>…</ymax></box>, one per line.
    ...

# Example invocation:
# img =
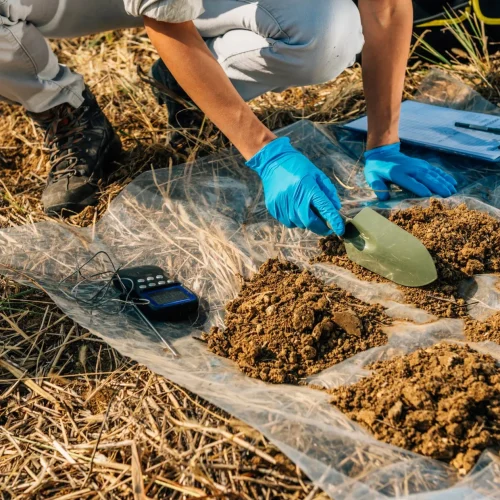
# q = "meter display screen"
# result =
<box><xmin>149</xmin><ymin>287</ymin><xmax>190</xmax><ymax>305</ymax></box>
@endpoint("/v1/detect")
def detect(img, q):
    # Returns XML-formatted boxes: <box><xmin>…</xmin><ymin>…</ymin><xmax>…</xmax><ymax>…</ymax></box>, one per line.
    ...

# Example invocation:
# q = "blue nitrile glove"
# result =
<box><xmin>364</xmin><ymin>143</ymin><xmax>458</xmax><ymax>201</ymax></box>
<box><xmin>246</xmin><ymin>137</ymin><xmax>345</xmax><ymax>236</ymax></box>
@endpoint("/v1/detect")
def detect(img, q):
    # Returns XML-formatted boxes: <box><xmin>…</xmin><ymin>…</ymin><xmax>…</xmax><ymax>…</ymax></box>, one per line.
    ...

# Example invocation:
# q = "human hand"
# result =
<box><xmin>364</xmin><ymin>143</ymin><xmax>457</xmax><ymax>201</ymax></box>
<box><xmin>246</xmin><ymin>137</ymin><xmax>345</xmax><ymax>236</ymax></box>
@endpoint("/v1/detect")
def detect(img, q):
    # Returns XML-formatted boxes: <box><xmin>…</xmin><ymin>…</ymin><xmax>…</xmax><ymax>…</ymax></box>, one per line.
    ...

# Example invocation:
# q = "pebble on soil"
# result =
<box><xmin>202</xmin><ymin>259</ymin><xmax>391</xmax><ymax>384</ymax></box>
<box><xmin>330</xmin><ymin>343</ymin><xmax>500</xmax><ymax>475</ymax></box>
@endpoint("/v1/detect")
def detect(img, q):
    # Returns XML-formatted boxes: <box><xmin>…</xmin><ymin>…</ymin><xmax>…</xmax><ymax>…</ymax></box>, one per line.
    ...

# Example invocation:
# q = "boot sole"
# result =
<box><xmin>44</xmin><ymin>135</ymin><xmax>123</xmax><ymax>217</ymax></box>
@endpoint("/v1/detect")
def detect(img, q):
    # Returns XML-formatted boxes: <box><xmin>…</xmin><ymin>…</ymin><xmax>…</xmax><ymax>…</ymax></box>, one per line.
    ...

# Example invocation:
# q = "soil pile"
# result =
<box><xmin>330</xmin><ymin>343</ymin><xmax>500</xmax><ymax>474</ymax></box>
<box><xmin>315</xmin><ymin>200</ymin><xmax>500</xmax><ymax>323</ymax></box>
<box><xmin>466</xmin><ymin>313</ymin><xmax>500</xmax><ymax>344</ymax></box>
<box><xmin>202</xmin><ymin>259</ymin><xmax>391</xmax><ymax>384</ymax></box>
<box><xmin>389</xmin><ymin>200</ymin><xmax>500</xmax><ymax>280</ymax></box>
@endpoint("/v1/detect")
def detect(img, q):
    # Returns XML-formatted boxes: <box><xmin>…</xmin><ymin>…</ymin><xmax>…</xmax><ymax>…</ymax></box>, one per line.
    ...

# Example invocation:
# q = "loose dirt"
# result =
<box><xmin>315</xmin><ymin>200</ymin><xmax>500</xmax><ymax>341</ymax></box>
<box><xmin>202</xmin><ymin>259</ymin><xmax>391</xmax><ymax>384</ymax></box>
<box><xmin>330</xmin><ymin>343</ymin><xmax>500</xmax><ymax>474</ymax></box>
<box><xmin>466</xmin><ymin>313</ymin><xmax>500</xmax><ymax>344</ymax></box>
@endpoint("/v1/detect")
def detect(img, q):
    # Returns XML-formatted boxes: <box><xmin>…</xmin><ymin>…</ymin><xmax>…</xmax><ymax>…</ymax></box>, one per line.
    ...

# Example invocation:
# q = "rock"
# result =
<box><xmin>357</xmin><ymin>409</ymin><xmax>377</xmax><ymax>427</ymax></box>
<box><xmin>300</xmin><ymin>346</ymin><xmax>317</xmax><ymax>360</ymax></box>
<box><xmin>332</xmin><ymin>310</ymin><xmax>364</xmax><ymax>337</ymax></box>
<box><xmin>292</xmin><ymin>306</ymin><xmax>315</xmax><ymax>331</ymax></box>
<box><xmin>388</xmin><ymin>400</ymin><xmax>404</xmax><ymax>423</ymax></box>
<box><xmin>405</xmin><ymin>410</ymin><xmax>436</xmax><ymax>431</ymax></box>
<box><xmin>265</xmin><ymin>305</ymin><xmax>276</xmax><ymax>316</ymax></box>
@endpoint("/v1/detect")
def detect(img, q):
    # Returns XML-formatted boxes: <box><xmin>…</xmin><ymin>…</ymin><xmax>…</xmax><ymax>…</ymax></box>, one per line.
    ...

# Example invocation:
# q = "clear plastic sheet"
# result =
<box><xmin>2</xmin><ymin>70</ymin><xmax>500</xmax><ymax>498</ymax></box>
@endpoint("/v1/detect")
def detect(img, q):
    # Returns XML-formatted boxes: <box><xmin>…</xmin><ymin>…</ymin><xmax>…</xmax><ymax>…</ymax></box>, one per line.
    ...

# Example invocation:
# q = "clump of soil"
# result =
<box><xmin>202</xmin><ymin>259</ymin><xmax>390</xmax><ymax>384</ymax></box>
<box><xmin>330</xmin><ymin>343</ymin><xmax>500</xmax><ymax>474</ymax></box>
<box><xmin>466</xmin><ymin>313</ymin><xmax>500</xmax><ymax>344</ymax></box>
<box><xmin>315</xmin><ymin>200</ymin><xmax>500</xmax><ymax>320</ymax></box>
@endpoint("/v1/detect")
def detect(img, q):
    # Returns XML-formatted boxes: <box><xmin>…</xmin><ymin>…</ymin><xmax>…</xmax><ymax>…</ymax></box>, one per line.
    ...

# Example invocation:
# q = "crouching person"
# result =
<box><xmin>0</xmin><ymin>0</ymin><xmax>455</xmax><ymax>232</ymax></box>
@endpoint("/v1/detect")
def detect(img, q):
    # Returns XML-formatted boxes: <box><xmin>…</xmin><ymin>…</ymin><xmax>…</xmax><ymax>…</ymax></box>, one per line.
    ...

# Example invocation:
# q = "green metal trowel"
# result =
<box><xmin>325</xmin><ymin>208</ymin><xmax>437</xmax><ymax>287</ymax></box>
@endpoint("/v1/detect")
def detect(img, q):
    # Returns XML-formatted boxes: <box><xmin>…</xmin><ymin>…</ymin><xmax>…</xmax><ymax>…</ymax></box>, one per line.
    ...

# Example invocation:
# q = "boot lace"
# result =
<box><xmin>42</xmin><ymin>104</ymin><xmax>89</xmax><ymax>179</ymax></box>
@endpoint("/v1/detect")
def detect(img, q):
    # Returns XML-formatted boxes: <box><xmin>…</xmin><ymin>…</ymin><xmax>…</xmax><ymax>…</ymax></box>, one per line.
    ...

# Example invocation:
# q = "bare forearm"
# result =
<box><xmin>144</xmin><ymin>18</ymin><xmax>276</xmax><ymax>160</ymax></box>
<box><xmin>359</xmin><ymin>0</ymin><xmax>413</xmax><ymax>150</ymax></box>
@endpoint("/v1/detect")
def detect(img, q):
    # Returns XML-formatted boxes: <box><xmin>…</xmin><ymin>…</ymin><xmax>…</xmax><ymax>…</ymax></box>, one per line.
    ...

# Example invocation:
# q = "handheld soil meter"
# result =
<box><xmin>112</xmin><ymin>265</ymin><xmax>199</xmax><ymax>321</ymax></box>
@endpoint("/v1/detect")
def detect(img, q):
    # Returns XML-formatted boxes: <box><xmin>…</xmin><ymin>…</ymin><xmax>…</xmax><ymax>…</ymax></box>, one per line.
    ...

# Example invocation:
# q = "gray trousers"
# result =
<box><xmin>0</xmin><ymin>0</ymin><xmax>364</xmax><ymax>113</ymax></box>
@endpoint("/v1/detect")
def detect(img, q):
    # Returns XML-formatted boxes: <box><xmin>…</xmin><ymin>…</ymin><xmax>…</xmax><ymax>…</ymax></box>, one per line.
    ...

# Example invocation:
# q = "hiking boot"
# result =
<box><xmin>30</xmin><ymin>87</ymin><xmax>122</xmax><ymax>216</ymax></box>
<box><xmin>148</xmin><ymin>59</ymin><xmax>203</xmax><ymax>145</ymax></box>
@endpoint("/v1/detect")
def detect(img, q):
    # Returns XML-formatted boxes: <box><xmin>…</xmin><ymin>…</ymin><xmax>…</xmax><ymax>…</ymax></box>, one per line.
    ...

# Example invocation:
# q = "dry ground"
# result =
<box><xmin>0</xmin><ymin>27</ymin><xmax>499</xmax><ymax>499</ymax></box>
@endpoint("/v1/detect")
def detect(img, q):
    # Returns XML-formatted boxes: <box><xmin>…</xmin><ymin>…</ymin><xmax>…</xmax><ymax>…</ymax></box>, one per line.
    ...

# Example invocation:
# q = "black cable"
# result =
<box><xmin>58</xmin><ymin>251</ymin><xmax>150</xmax><ymax>316</ymax></box>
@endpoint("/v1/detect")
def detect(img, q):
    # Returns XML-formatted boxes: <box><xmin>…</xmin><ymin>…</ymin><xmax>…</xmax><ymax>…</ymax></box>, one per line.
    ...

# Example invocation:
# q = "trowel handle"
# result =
<box><xmin>337</xmin><ymin>212</ymin><xmax>355</xmax><ymax>239</ymax></box>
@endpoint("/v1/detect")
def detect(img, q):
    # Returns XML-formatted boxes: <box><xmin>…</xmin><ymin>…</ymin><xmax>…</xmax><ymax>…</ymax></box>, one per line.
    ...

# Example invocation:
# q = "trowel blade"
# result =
<box><xmin>343</xmin><ymin>208</ymin><xmax>437</xmax><ymax>287</ymax></box>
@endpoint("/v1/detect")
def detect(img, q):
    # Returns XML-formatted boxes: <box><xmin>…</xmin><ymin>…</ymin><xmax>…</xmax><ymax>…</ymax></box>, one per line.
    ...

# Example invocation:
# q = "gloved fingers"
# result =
<box><xmin>396</xmin><ymin>175</ymin><xmax>433</xmax><ymax>198</ymax></box>
<box><xmin>316</xmin><ymin>173</ymin><xmax>342</xmax><ymax>210</ymax></box>
<box><xmin>303</xmin><ymin>208</ymin><xmax>333</xmax><ymax>236</ymax></box>
<box><xmin>434</xmin><ymin>174</ymin><xmax>457</xmax><ymax>195</ymax></box>
<box><xmin>400</xmin><ymin>156</ymin><xmax>457</xmax><ymax>187</ymax></box>
<box><xmin>416</xmin><ymin>171</ymin><xmax>456</xmax><ymax>197</ymax></box>
<box><xmin>421</xmin><ymin>177</ymin><xmax>453</xmax><ymax>198</ymax></box>
<box><xmin>294</xmin><ymin>187</ymin><xmax>329</xmax><ymax>234</ymax></box>
<box><xmin>433</xmin><ymin>177</ymin><xmax>457</xmax><ymax>196</ymax></box>
<box><xmin>288</xmin><ymin>213</ymin><xmax>306</xmax><ymax>230</ymax></box>
<box><xmin>282</xmin><ymin>219</ymin><xmax>299</xmax><ymax>229</ymax></box>
<box><xmin>365</xmin><ymin>171</ymin><xmax>391</xmax><ymax>201</ymax></box>
<box><xmin>424</xmin><ymin>164</ymin><xmax>458</xmax><ymax>186</ymax></box>
<box><xmin>266</xmin><ymin>202</ymin><xmax>297</xmax><ymax>229</ymax></box>
<box><xmin>370</xmin><ymin>179</ymin><xmax>392</xmax><ymax>201</ymax></box>
<box><xmin>309</xmin><ymin>189</ymin><xmax>345</xmax><ymax>236</ymax></box>
<box><xmin>420</xmin><ymin>167</ymin><xmax>458</xmax><ymax>193</ymax></box>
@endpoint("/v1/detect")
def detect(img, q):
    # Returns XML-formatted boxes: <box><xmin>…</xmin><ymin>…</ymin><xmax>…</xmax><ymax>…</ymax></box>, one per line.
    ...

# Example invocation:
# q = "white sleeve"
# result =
<box><xmin>123</xmin><ymin>0</ymin><xmax>204</xmax><ymax>23</ymax></box>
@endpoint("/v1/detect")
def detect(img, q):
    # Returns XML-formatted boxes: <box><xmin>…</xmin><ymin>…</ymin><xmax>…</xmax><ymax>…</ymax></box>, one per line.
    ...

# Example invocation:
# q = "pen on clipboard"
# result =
<box><xmin>455</xmin><ymin>121</ymin><xmax>500</xmax><ymax>136</ymax></box>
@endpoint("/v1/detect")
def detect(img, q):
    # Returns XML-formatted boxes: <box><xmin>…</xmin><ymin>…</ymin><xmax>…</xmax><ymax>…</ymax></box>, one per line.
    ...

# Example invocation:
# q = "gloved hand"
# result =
<box><xmin>246</xmin><ymin>137</ymin><xmax>344</xmax><ymax>236</ymax></box>
<box><xmin>364</xmin><ymin>143</ymin><xmax>457</xmax><ymax>201</ymax></box>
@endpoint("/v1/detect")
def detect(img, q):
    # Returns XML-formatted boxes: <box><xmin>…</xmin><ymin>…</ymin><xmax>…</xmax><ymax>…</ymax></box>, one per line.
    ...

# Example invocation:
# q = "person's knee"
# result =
<box><xmin>0</xmin><ymin>1</ymin><xmax>40</xmax><ymax>26</ymax></box>
<box><xmin>276</xmin><ymin>0</ymin><xmax>364</xmax><ymax>87</ymax></box>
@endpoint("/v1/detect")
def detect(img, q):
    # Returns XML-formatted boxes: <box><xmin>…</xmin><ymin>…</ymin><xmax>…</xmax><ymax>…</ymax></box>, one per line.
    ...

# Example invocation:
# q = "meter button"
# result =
<box><xmin>137</xmin><ymin>279</ymin><xmax>146</xmax><ymax>283</ymax></box>
<box><xmin>156</xmin><ymin>275</ymin><xmax>164</xmax><ymax>279</ymax></box>
<box><xmin>148</xmin><ymin>283</ymin><xmax>157</xmax><ymax>287</ymax></box>
<box><xmin>157</xmin><ymin>281</ymin><xmax>166</xmax><ymax>285</ymax></box>
<box><xmin>167</xmin><ymin>279</ymin><xmax>175</xmax><ymax>284</ymax></box>
<box><xmin>139</xmin><ymin>285</ymin><xmax>147</xmax><ymax>289</ymax></box>
<box><xmin>147</xmin><ymin>277</ymin><xmax>155</xmax><ymax>281</ymax></box>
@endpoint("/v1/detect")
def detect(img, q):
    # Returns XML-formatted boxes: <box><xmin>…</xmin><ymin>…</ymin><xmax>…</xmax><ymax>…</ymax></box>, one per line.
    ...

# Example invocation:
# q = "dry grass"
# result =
<box><xmin>0</xmin><ymin>293</ymin><xmax>317</xmax><ymax>499</ymax></box>
<box><xmin>0</xmin><ymin>26</ymin><xmax>499</xmax><ymax>499</ymax></box>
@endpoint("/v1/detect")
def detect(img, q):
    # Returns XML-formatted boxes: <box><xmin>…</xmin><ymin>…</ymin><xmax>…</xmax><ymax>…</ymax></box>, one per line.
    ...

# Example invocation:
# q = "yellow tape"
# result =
<box><xmin>416</xmin><ymin>6</ymin><xmax>471</xmax><ymax>28</ymax></box>
<box><xmin>417</xmin><ymin>2</ymin><xmax>500</xmax><ymax>28</ymax></box>
<box><xmin>472</xmin><ymin>0</ymin><xmax>500</xmax><ymax>25</ymax></box>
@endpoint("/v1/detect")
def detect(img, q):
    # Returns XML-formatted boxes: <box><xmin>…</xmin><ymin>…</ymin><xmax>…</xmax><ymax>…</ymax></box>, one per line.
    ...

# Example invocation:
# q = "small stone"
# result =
<box><xmin>469</xmin><ymin>381</ymin><xmax>492</xmax><ymax>403</ymax></box>
<box><xmin>266</xmin><ymin>305</ymin><xmax>276</xmax><ymax>316</ymax></box>
<box><xmin>401</xmin><ymin>386</ymin><xmax>428</xmax><ymax>409</ymax></box>
<box><xmin>446</xmin><ymin>423</ymin><xmax>463</xmax><ymax>437</ymax></box>
<box><xmin>406</xmin><ymin>410</ymin><xmax>436</xmax><ymax>431</ymax></box>
<box><xmin>332</xmin><ymin>310</ymin><xmax>364</xmax><ymax>337</ymax></box>
<box><xmin>292</xmin><ymin>306</ymin><xmax>315</xmax><ymax>331</ymax></box>
<box><xmin>357</xmin><ymin>409</ymin><xmax>377</xmax><ymax>427</ymax></box>
<box><xmin>438</xmin><ymin>353</ymin><xmax>459</xmax><ymax>368</ymax></box>
<box><xmin>312</xmin><ymin>320</ymin><xmax>335</xmax><ymax>340</ymax></box>
<box><xmin>300</xmin><ymin>346</ymin><xmax>317</xmax><ymax>360</ymax></box>
<box><xmin>388</xmin><ymin>400</ymin><xmax>404</xmax><ymax>422</ymax></box>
